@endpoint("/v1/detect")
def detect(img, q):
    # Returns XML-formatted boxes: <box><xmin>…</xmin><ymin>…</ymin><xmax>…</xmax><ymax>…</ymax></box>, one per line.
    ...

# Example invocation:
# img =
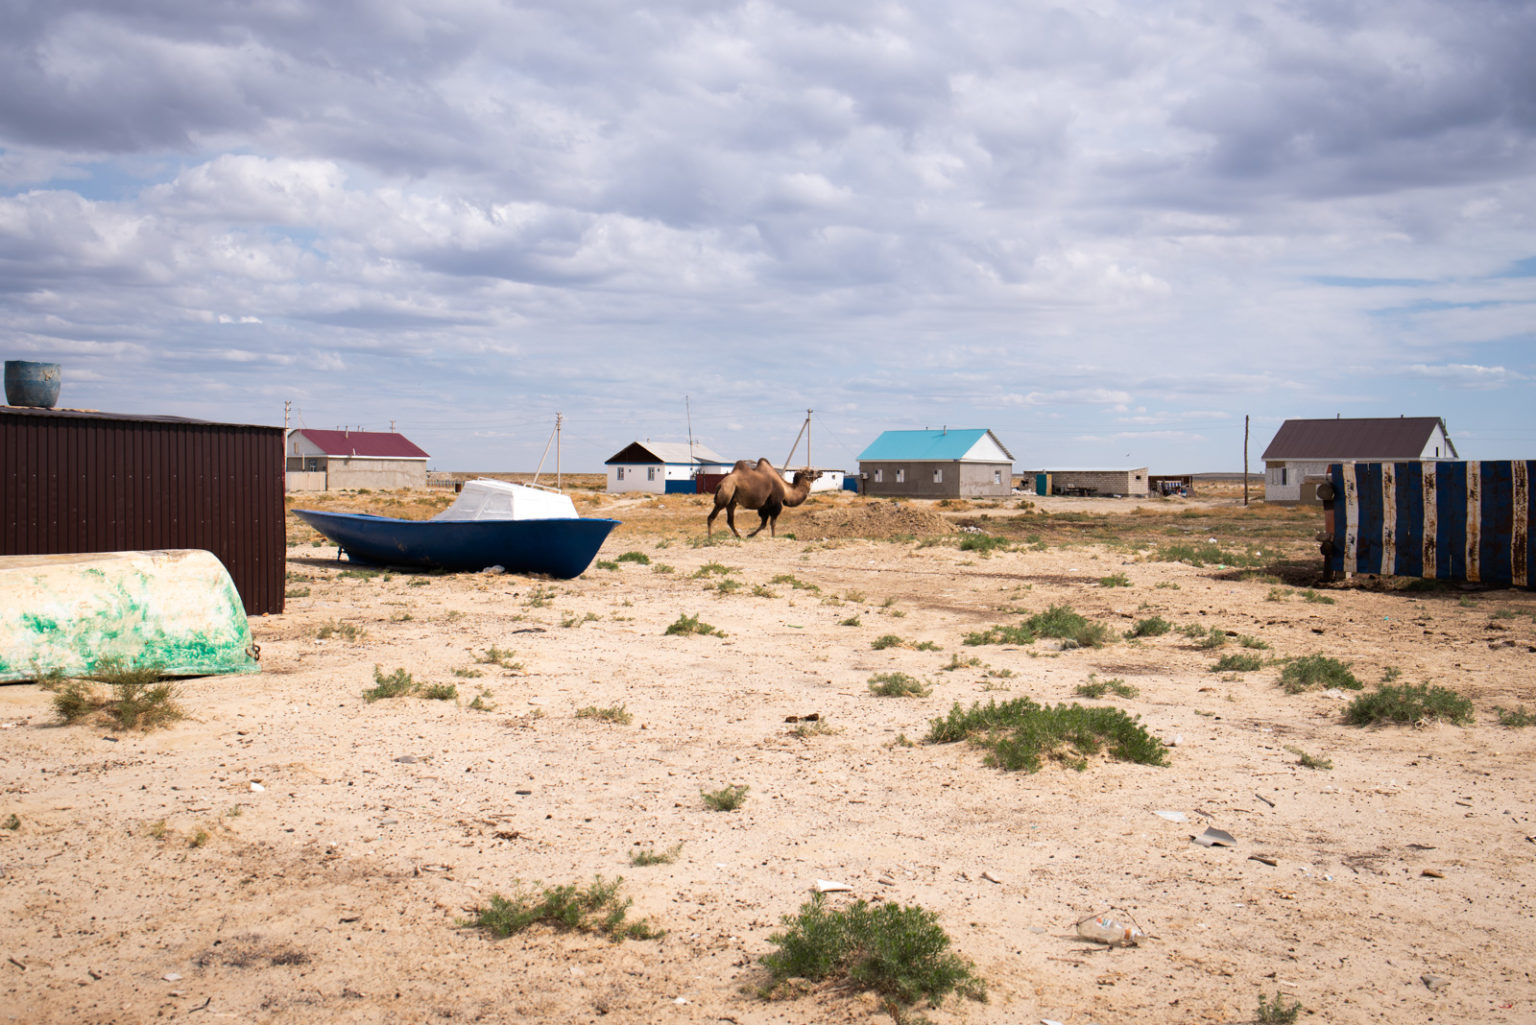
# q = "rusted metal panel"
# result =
<box><xmin>1328</xmin><ymin>461</ymin><xmax>1534</xmax><ymax>588</ymax></box>
<box><xmin>1</xmin><ymin>408</ymin><xmax>285</xmax><ymax>615</ymax></box>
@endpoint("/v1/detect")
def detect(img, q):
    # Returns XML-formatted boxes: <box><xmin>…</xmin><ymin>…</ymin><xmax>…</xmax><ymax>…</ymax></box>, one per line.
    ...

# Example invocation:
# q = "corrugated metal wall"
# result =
<box><xmin>1</xmin><ymin>408</ymin><xmax>286</xmax><ymax>614</ymax></box>
<box><xmin>1329</xmin><ymin>461</ymin><xmax>1533</xmax><ymax>588</ymax></box>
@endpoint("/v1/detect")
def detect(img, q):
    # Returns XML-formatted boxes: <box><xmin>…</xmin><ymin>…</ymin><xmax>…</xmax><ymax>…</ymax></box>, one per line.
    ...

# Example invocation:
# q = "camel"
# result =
<box><xmin>707</xmin><ymin>458</ymin><xmax>821</xmax><ymax>538</ymax></box>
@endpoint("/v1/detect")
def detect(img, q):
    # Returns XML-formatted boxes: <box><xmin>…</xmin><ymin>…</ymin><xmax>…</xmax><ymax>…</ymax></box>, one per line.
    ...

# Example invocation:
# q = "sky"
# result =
<box><xmin>2</xmin><ymin>0</ymin><xmax>1533</xmax><ymax>473</ymax></box>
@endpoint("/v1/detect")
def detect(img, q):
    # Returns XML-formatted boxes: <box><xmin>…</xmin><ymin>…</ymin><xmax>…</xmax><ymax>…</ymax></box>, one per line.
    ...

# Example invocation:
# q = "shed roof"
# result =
<box><xmin>858</xmin><ymin>429</ymin><xmax>1013</xmax><ymax>463</ymax></box>
<box><xmin>296</xmin><ymin>428</ymin><xmax>429</xmax><ymax>459</ymax></box>
<box><xmin>1261</xmin><ymin>417</ymin><xmax>1454</xmax><ymax>461</ymax></box>
<box><xmin>604</xmin><ymin>440</ymin><xmax>725</xmax><ymax>465</ymax></box>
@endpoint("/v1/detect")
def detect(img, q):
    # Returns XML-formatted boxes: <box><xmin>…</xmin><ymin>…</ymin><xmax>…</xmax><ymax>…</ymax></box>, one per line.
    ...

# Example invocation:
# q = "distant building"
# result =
<box><xmin>604</xmin><ymin>441</ymin><xmax>732</xmax><ymax>494</ymax></box>
<box><xmin>1261</xmin><ymin>416</ymin><xmax>1457</xmax><ymax>504</ymax></box>
<box><xmin>857</xmin><ymin>429</ymin><xmax>1014</xmax><ymax>499</ymax></box>
<box><xmin>286</xmin><ymin>428</ymin><xmax>430</xmax><ymax>491</ymax></box>
<box><xmin>1023</xmin><ymin>467</ymin><xmax>1149</xmax><ymax>497</ymax></box>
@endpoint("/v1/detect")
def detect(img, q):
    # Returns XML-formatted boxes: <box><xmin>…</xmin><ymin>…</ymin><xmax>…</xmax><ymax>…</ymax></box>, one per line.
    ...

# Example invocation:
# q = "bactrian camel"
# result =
<box><xmin>706</xmin><ymin>458</ymin><xmax>820</xmax><ymax>538</ymax></box>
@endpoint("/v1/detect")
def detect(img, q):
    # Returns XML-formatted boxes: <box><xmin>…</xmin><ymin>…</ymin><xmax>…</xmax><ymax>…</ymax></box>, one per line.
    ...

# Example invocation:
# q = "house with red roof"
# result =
<box><xmin>285</xmin><ymin>428</ymin><xmax>430</xmax><ymax>491</ymax></box>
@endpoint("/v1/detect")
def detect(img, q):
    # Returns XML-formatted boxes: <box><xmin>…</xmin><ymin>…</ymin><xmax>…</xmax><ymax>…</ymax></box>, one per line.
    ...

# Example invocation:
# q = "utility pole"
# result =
<box><xmin>284</xmin><ymin>400</ymin><xmax>290</xmax><ymax>432</ymax></box>
<box><xmin>555</xmin><ymin>412</ymin><xmax>563</xmax><ymax>489</ymax></box>
<box><xmin>390</xmin><ymin>419</ymin><xmax>396</xmax><ymax>433</ymax></box>
<box><xmin>806</xmin><ymin>408</ymin><xmax>812</xmax><ymax>471</ymax></box>
<box><xmin>1243</xmin><ymin>415</ymin><xmax>1250</xmax><ymax>506</ymax></box>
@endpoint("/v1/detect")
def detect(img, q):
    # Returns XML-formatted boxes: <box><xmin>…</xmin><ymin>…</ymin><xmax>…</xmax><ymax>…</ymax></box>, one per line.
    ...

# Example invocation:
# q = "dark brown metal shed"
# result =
<box><xmin>1</xmin><ymin>407</ymin><xmax>286</xmax><ymax>615</ymax></box>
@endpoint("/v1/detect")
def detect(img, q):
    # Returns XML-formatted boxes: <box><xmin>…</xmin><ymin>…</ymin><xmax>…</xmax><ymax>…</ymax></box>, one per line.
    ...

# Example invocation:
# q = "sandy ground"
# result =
<box><xmin>3</xmin><ymin>491</ymin><xmax>1535</xmax><ymax>1024</ymax></box>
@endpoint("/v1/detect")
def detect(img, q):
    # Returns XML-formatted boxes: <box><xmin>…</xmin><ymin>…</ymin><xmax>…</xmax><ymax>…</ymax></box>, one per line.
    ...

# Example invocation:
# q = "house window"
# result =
<box><xmin>1280</xmin><ymin>468</ymin><xmax>1288</xmax><ymax>486</ymax></box>
<box><xmin>932</xmin><ymin>468</ymin><xmax>943</xmax><ymax>484</ymax></box>
<box><xmin>992</xmin><ymin>470</ymin><xmax>1002</xmax><ymax>485</ymax></box>
<box><xmin>616</xmin><ymin>467</ymin><xmax>625</xmax><ymax>481</ymax></box>
<box><xmin>647</xmin><ymin>467</ymin><xmax>656</xmax><ymax>481</ymax></box>
<box><xmin>873</xmin><ymin>469</ymin><xmax>883</xmax><ymax>483</ymax></box>
<box><xmin>896</xmin><ymin>468</ymin><xmax>906</xmax><ymax>484</ymax></box>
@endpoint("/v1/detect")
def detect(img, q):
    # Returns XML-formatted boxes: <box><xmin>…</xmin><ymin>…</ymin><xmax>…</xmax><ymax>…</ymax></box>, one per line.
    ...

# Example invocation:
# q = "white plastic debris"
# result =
<box><xmin>1154</xmin><ymin>810</ymin><xmax>1188</xmax><ymax>823</ymax></box>
<box><xmin>814</xmin><ymin>879</ymin><xmax>852</xmax><ymax>893</ymax></box>
<box><xmin>1075</xmin><ymin>912</ymin><xmax>1145</xmax><ymax>947</ymax></box>
<box><xmin>248</xmin><ymin>782</ymin><xmax>265</xmax><ymax>793</ymax></box>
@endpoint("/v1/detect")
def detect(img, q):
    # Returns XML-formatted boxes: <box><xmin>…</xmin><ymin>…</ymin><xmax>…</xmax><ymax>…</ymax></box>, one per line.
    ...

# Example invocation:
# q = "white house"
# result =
<box><xmin>604</xmin><ymin>441</ymin><xmax>732</xmax><ymax>494</ymax></box>
<box><xmin>1261</xmin><ymin>416</ymin><xmax>1457</xmax><ymax>504</ymax></box>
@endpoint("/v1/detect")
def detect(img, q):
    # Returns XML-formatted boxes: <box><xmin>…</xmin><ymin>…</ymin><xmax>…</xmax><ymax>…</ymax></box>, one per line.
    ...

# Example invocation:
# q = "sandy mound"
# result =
<box><xmin>796</xmin><ymin>499</ymin><xmax>956</xmax><ymax>539</ymax></box>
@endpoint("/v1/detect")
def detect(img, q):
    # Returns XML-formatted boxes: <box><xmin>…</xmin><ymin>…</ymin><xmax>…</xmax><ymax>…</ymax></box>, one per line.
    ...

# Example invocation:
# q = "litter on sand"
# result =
<box><xmin>1193</xmin><ymin>827</ymin><xmax>1237</xmax><ymax>847</ymax></box>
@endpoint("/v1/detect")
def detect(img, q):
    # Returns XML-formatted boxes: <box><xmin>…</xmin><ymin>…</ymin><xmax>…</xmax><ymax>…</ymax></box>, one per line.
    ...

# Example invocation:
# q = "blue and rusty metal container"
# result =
<box><xmin>1327</xmin><ymin>461</ymin><xmax>1533</xmax><ymax>587</ymax></box>
<box><xmin>4</xmin><ymin>360</ymin><xmax>62</xmax><ymax>408</ymax></box>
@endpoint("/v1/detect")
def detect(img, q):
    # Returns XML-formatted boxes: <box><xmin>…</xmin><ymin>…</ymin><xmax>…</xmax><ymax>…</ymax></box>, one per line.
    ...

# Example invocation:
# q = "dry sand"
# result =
<box><xmin>3</xmin><ymin>491</ymin><xmax>1535</xmax><ymax>1024</ymax></box>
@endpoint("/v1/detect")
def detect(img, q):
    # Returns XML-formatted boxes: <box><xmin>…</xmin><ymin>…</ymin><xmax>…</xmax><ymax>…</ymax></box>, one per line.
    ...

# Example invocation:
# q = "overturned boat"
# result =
<box><xmin>292</xmin><ymin>478</ymin><xmax>619</xmax><ymax>578</ymax></box>
<box><xmin>0</xmin><ymin>549</ymin><xmax>261</xmax><ymax>683</ymax></box>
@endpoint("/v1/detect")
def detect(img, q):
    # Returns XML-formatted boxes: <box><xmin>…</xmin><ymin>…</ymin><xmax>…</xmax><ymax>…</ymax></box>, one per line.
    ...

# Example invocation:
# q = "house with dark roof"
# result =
<box><xmin>1261</xmin><ymin>416</ymin><xmax>1457</xmax><ymax>504</ymax></box>
<box><xmin>286</xmin><ymin>428</ymin><xmax>430</xmax><ymax>491</ymax></box>
<box><xmin>603</xmin><ymin>440</ymin><xmax>733</xmax><ymax>494</ymax></box>
<box><xmin>857</xmin><ymin>428</ymin><xmax>1014</xmax><ymax>499</ymax></box>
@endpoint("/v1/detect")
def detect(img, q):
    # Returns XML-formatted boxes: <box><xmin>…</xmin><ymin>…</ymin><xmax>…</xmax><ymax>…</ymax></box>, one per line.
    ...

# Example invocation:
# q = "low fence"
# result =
<box><xmin>1327</xmin><ymin>461</ymin><xmax>1532</xmax><ymax>587</ymax></box>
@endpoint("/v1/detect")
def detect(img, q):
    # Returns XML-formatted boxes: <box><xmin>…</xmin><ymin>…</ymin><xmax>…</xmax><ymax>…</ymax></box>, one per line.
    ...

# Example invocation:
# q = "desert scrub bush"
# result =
<box><xmin>1257</xmin><ymin>990</ymin><xmax>1303</xmax><ymax>1024</ymax></box>
<box><xmin>336</xmin><ymin>567</ymin><xmax>382</xmax><ymax>581</ymax></box>
<box><xmin>963</xmin><ymin>605</ymin><xmax>1113</xmax><ymax>650</ymax></box>
<box><xmin>942</xmin><ymin>654</ymin><xmax>983</xmax><ymax>672</ymax></box>
<box><xmin>316</xmin><ymin>620</ymin><xmax>364</xmax><ymax>641</ymax></box>
<box><xmin>468</xmin><ymin>688</ymin><xmax>496</xmax><ymax>711</ymax></box>
<box><xmin>927</xmin><ymin>698</ymin><xmax>1168</xmax><ymax>772</ymax></box>
<box><xmin>790</xmin><ymin>717</ymin><xmax>839</xmax><ymax>739</ymax></box>
<box><xmin>701</xmin><ymin>784</ymin><xmax>749</xmax><ymax>811</ymax></box>
<box><xmin>407</xmin><ymin>577</ymin><xmax>431</xmax><ymax>586</ymax></box>
<box><xmin>1211</xmin><ymin>652</ymin><xmax>1264</xmax><ymax>673</ymax></box>
<box><xmin>957</xmin><ymin>532</ymin><xmax>1010</xmax><ymax>554</ymax></box>
<box><xmin>474</xmin><ymin>645</ymin><xmax>523</xmax><ymax>670</ymax></box>
<box><xmin>1300</xmin><ymin>589</ymin><xmax>1336</xmax><ymax>605</ymax></box>
<box><xmin>285</xmin><ymin>586</ymin><xmax>311</xmax><ymax>598</ymax></box>
<box><xmin>650</xmin><ymin>563</ymin><xmax>675</xmax><ymax>574</ymax></box>
<box><xmin>868</xmin><ymin>672</ymin><xmax>933</xmax><ymax>698</ymax></box>
<box><xmin>459</xmin><ymin>876</ymin><xmax>660</xmax><ymax>942</ymax></box>
<box><xmin>870</xmin><ymin>634</ymin><xmax>903</xmax><ymax>650</ymax></box>
<box><xmin>665</xmin><ymin>613</ymin><xmax>725</xmax><ymax>637</ymax></box>
<box><xmin>1345</xmin><ymin>683</ymin><xmax>1474</xmax><ymax>726</ymax></box>
<box><xmin>420</xmin><ymin>683</ymin><xmax>458</xmax><ymax>701</ymax></box>
<box><xmin>839</xmin><ymin>615</ymin><xmax>861</xmax><ymax>627</ymax></box>
<box><xmin>364</xmin><ymin>666</ymin><xmax>417</xmax><ymax>702</ymax></box>
<box><xmin>1237</xmin><ymin>634</ymin><xmax>1270</xmax><ymax>649</ymax></box>
<box><xmin>46</xmin><ymin>658</ymin><xmax>182</xmax><ymax>730</ymax></box>
<box><xmin>1098</xmin><ymin>572</ymin><xmax>1131</xmax><ymax>587</ymax></box>
<box><xmin>452</xmin><ymin>667</ymin><xmax>484</xmax><ymax>678</ymax></box>
<box><xmin>691</xmin><ymin>562</ymin><xmax>738</xmax><ymax>578</ymax></box>
<box><xmin>714</xmin><ymin>578</ymin><xmax>743</xmax><ymax>594</ymax></box>
<box><xmin>771</xmin><ymin>573</ymin><xmax>820</xmax><ymax>592</ymax></box>
<box><xmin>1125</xmin><ymin>616</ymin><xmax>1172</xmax><ymax>639</ymax></box>
<box><xmin>751</xmin><ymin>584</ymin><xmax>778</xmax><ymax>598</ymax></box>
<box><xmin>1075</xmin><ymin>675</ymin><xmax>1138</xmax><ymax>699</ymax></box>
<box><xmin>560</xmin><ymin>611</ymin><xmax>601</xmax><ymax>628</ymax></box>
<box><xmin>1192</xmin><ymin>626</ymin><xmax>1228</xmax><ymax>650</ymax></box>
<box><xmin>1284</xmin><ymin>745</ymin><xmax>1333</xmax><ymax>770</ymax></box>
<box><xmin>1152</xmin><ymin>542</ymin><xmax>1265</xmax><ymax>568</ymax></box>
<box><xmin>594</xmin><ymin>559</ymin><xmax>618</xmax><ymax>570</ymax></box>
<box><xmin>576</xmin><ymin>704</ymin><xmax>633</xmax><ymax>725</ymax></box>
<box><xmin>1279</xmin><ymin>655</ymin><xmax>1361</xmax><ymax>693</ymax></box>
<box><xmin>630</xmin><ymin>842</ymin><xmax>683</xmax><ymax>866</ymax></box>
<box><xmin>1494</xmin><ymin>705</ymin><xmax>1536</xmax><ymax>728</ymax></box>
<box><xmin>4</xmin><ymin>813</ymin><xmax>20</xmax><ymax>831</ymax></box>
<box><xmin>1266</xmin><ymin>587</ymin><xmax>1291</xmax><ymax>601</ymax></box>
<box><xmin>615</xmin><ymin>551</ymin><xmax>650</xmax><ymax>565</ymax></box>
<box><xmin>760</xmin><ymin>894</ymin><xmax>985</xmax><ymax>1012</ymax></box>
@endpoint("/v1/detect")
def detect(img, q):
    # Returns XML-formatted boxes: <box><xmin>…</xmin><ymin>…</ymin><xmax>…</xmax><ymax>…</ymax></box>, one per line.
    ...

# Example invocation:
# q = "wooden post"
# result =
<box><xmin>1243</xmin><ymin>415</ymin><xmax>1250</xmax><ymax>506</ymax></box>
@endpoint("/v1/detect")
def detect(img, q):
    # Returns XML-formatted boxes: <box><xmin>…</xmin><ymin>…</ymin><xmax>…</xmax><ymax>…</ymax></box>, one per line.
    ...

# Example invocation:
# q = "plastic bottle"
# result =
<box><xmin>1075</xmin><ymin>912</ymin><xmax>1145</xmax><ymax>947</ymax></box>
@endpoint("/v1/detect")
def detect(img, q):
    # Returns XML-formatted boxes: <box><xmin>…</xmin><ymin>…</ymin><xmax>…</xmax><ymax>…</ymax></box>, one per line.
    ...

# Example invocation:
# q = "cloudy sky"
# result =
<box><xmin>2</xmin><ymin>0</ymin><xmax>1533</xmax><ymax>472</ymax></box>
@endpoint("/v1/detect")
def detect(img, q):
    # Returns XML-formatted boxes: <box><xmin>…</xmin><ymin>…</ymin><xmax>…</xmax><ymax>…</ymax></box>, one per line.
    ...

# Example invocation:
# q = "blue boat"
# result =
<box><xmin>293</xmin><ymin>479</ymin><xmax>620</xmax><ymax>578</ymax></box>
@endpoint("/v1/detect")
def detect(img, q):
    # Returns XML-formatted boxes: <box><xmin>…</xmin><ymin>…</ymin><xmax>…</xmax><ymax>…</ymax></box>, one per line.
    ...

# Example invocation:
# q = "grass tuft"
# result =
<box><xmin>47</xmin><ymin>658</ymin><xmax>182</xmax><ymax>730</ymax></box>
<box><xmin>701</xmin><ymin>784</ymin><xmax>749</xmax><ymax>811</ymax></box>
<box><xmin>867</xmin><ymin>672</ymin><xmax>933</xmax><ymax>698</ymax></box>
<box><xmin>1279</xmin><ymin>655</ymin><xmax>1361</xmax><ymax>693</ymax></box>
<box><xmin>630</xmin><ymin>843</ymin><xmax>683</xmax><ymax>866</ymax></box>
<box><xmin>760</xmin><ymin>894</ymin><xmax>986</xmax><ymax>1011</ymax></box>
<box><xmin>665</xmin><ymin>613</ymin><xmax>725</xmax><ymax>637</ymax></box>
<box><xmin>1211</xmin><ymin>652</ymin><xmax>1264</xmax><ymax>673</ymax></box>
<box><xmin>1344</xmin><ymin>683</ymin><xmax>1474</xmax><ymax>727</ymax></box>
<box><xmin>576</xmin><ymin>704</ymin><xmax>633</xmax><ymax>725</ymax></box>
<box><xmin>363</xmin><ymin>666</ymin><xmax>416</xmax><ymax>702</ymax></box>
<box><xmin>964</xmin><ymin>604</ymin><xmax>1113</xmax><ymax>649</ymax></box>
<box><xmin>1257</xmin><ymin>990</ymin><xmax>1303</xmax><ymax>1024</ymax></box>
<box><xmin>615</xmin><ymin>551</ymin><xmax>651</xmax><ymax>565</ymax></box>
<box><xmin>1075</xmin><ymin>675</ymin><xmax>1138</xmax><ymax>698</ymax></box>
<box><xmin>1494</xmin><ymin>705</ymin><xmax>1535</xmax><ymax>728</ymax></box>
<box><xmin>1124</xmin><ymin>616</ymin><xmax>1172</xmax><ymax>638</ymax></box>
<box><xmin>459</xmin><ymin>876</ymin><xmax>661</xmax><ymax>942</ymax></box>
<box><xmin>927</xmin><ymin>698</ymin><xmax>1167</xmax><ymax>772</ymax></box>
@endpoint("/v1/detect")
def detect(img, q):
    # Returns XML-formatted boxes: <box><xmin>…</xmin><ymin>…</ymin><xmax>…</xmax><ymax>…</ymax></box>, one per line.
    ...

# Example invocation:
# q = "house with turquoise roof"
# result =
<box><xmin>856</xmin><ymin>428</ymin><xmax>1015</xmax><ymax>499</ymax></box>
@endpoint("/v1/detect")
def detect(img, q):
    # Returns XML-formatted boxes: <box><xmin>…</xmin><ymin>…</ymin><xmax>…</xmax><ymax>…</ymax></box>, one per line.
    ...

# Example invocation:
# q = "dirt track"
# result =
<box><xmin>3</xmin><ymin>491</ymin><xmax>1535</xmax><ymax>1024</ymax></box>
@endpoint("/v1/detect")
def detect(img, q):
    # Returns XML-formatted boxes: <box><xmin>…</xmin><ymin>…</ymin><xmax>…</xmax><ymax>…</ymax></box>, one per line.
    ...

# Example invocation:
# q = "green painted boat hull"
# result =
<box><xmin>0</xmin><ymin>550</ymin><xmax>260</xmax><ymax>683</ymax></box>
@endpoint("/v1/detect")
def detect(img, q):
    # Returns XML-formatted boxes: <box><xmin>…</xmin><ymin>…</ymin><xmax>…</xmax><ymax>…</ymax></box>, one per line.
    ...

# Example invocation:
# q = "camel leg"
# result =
<box><xmin>725</xmin><ymin>501</ymin><xmax>743</xmax><ymax>538</ymax></box>
<box><xmin>707</xmin><ymin>501</ymin><xmax>723</xmax><ymax>537</ymax></box>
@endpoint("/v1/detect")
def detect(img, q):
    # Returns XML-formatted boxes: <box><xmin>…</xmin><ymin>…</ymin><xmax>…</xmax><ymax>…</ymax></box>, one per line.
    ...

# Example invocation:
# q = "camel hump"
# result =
<box><xmin>731</xmin><ymin>459</ymin><xmax>757</xmax><ymax>473</ymax></box>
<box><xmin>754</xmin><ymin>457</ymin><xmax>777</xmax><ymax>473</ymax></box>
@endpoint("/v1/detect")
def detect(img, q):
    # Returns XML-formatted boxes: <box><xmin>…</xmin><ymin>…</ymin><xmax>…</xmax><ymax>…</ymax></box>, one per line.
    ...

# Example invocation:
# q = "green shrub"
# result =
<box><xmin>1153</xmin><ymin>542</ymin><xmax>1264</xmax><ymax>568</ymax></box>
<box><xmin>761</xmin><ymin>895</ymin><xmax>985</xmax><ymax>1011</ymax></box>
<box><xmin>1300</xmin><ymin>589</ymin><xmax>1335</xmax><ymax>605</ymax></box>
<box><xmin>1075</xmin><ymin>675</ymin><xmax>1138</xmax><ymax>698</ymax></box>
<box><xmin>1211</xmin><ymin>652</ymin><xmax>1264</xmax><ymax>673</ymax></box>
<box><xmin>871</xmin><ymin>634</ymin><xmax>904</xmax><ymax>650</ymax></box>
<box><xmin>459</xmin><ymin>876</ymin><xmax>660</xmax><ymax>942</ymax></box>
<box><xmin>927</xmin><ymin>698</ymin><xmax>1168</xmax><ymax>772</ymax></box>
<box><xmin>771</xmin><ymin>574</ymin><xmax>820</xmax><ymax>592</ymax></box>
<box><xmin>49</xmin><ymin>658</ymin><xmax>181</xmax><ymax>729</ymax></box>
<box><xmin>701</xmin><ymin>784</ymin><xmax>749</xmax><ymax>811</ymax></box>
<box><xmin>868</xmin><ymin>673</ymin><xmax>932</xmax><ymax>698</ymax></box>
<box><xmin>364</xmin><ymin>666</ymin><xmax>417</xmax><ymax>702</ymax></box>
<box><xmin>1125</xmin><ymin>616</ymin><xmax>1172</xmax><ymax>638</ymax></box>
<box><xmin>1279</xmin><ymin>655</ymin><xmax>1361</xmax><ymax>693</ymax></box>
<box><xmin>1257</xmin><ymin>990</ymin><xmax>1303</xmax><ymax>1024</ymax></box>
<box><xmin>420</xmin><ymin>683</ymin><xmax>458</xmax><ymax>701</ymax></box>
<box><xmin>957</xmin><ymin>533</ymin><xmax>1009</xmax><ymax>554</ymax></box>
<box><xmin>665</xmin><ymin>613</ymin><xmax>725</xmax><ymax>637</ymax></box>
<box><xmin>692</xmin><ymin>562</ymin><xmax>739</xmax><ymax>578</ymax></box>
<box><xmin>616</xmin><ymin>551</ymin><xmax>650</xmax><ymax>564</ymax></box>
<box><xmin>1345</xmin><ymin>683</ymin><xmax>1474</xmax><ymax>726</ymax></box>
<box><xmin>576</xmin><ymin>704</ymin><xmax>633</xmax><ymax>725</ymax></box>
<box><xmin>1098</xmin><ymin>573</ymin><xmax>1131</xmax><ymax>587</ymax></box>
<box><xmin>630</xmin><ymin>843</ymin><xmax>683</xmax><ymax>866</ymax></box>
<box><xmin>965</xmin><ymin>605</ymin><xmax>1112</xmax><ymax>649</ymax></box>
<box><xmin>1494</xmin><ymin>705</ymin><xmax>1535</xmax><ymax>728</ymax></box>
